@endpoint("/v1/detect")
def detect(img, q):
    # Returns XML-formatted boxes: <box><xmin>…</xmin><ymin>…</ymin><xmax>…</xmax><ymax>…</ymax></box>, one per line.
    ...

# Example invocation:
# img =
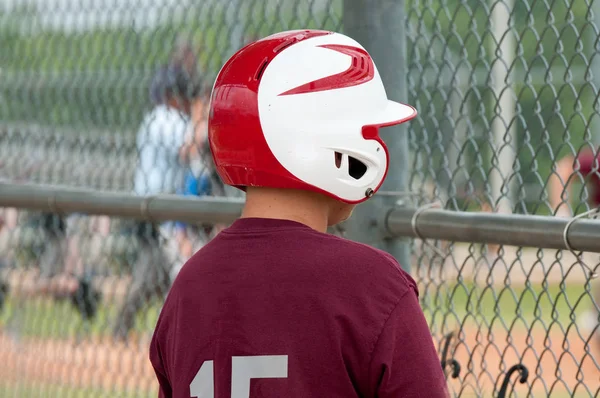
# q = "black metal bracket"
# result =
<box><xmin>440</xmin><ymin>332</ymin><xmax>461</xmax><ymax>379</ymax></box>
<box><xmin>497</xmin><ymin>364</ymin><xmax>529</xmax><ymax>398</ymax></box>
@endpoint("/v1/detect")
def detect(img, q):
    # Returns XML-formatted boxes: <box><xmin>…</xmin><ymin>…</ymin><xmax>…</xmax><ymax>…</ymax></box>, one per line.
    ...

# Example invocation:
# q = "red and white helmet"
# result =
<box><xmin>208</xmin><ymin>29</ymin><xmax>417</xmax><ymax>204</ymax></box>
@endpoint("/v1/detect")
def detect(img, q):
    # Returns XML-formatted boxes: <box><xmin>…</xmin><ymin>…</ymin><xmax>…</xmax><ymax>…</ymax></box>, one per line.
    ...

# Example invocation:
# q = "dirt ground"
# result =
<box><xmin>0</xmin><ymin>324</ymin><xmax>598</xmax><ymax>397</ymax></box>
<box><xmin>444</xmin><ymin>326</ymin><xmax>600</xmax><ymax>397</ymax></box>
<box><xmin>0</xmin><ymin>331</ymin><xmax>158</xmax><ymax>395</ymax></box>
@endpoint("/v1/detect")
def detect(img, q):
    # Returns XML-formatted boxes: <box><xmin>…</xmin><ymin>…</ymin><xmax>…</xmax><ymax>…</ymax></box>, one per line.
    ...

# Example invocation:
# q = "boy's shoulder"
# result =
<box><xmin>298</xmin><ymin>231</ymin><xmax>418</xmax><ymax>294</ymax></box>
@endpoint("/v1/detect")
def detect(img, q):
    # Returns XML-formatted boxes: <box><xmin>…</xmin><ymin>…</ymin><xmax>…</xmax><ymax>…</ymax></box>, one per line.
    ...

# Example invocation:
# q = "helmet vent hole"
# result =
<box><xmin>334</xmin><ymin>152</ymin><xmax>342</xmax><ymax>168</ymax></box>
<box><xmin>348</xmin><ymin>156</ymin><xmax>367</xmax><ymax>180</ymax></box>
<box><xmin>255</xmin><ymin>59</ymin><xmax>268</xmax><ymax>81</ymax></box>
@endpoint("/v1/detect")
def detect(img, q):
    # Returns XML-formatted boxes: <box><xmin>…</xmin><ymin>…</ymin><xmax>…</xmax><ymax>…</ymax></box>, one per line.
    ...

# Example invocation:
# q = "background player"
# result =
<box><xmin>549</xmin><ymin>148</ymin><xmax>600</xmax><ymax>348</ymax></box>
<box><xmin>3</xmin><ymin>160</ymin><xmax>103</xmax><ymax>323</ymax></box>
<box><xmin>114</xmin><ymin>40</ymin><xmax>222</xmax><ymax>341</ymax></box>
<box><xmin>550</xmin><ymin>148</ymin><xmax>600</xmax><ymax>217</ymax></box>
<box><xmin>114</xmin><ymin>51</ymin><xmax>196</xmax><ymax>341</ymax></box>
<box><xmin>150</xmin><ymin>30</ymin><xmax>449</xmax><ymax>397</ymax></box>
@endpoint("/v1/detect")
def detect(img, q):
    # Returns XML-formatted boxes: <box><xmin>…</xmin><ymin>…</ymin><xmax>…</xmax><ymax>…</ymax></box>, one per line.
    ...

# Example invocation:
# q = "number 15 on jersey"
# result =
<box><xmin>190</xmin><ymin>355</ymin><xmax>288</xmax><ymax>398</ymax></box>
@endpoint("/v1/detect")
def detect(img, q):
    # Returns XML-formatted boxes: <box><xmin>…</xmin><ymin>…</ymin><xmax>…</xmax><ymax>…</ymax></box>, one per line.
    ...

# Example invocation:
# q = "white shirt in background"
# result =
<box><xmin>134</xmin><ymin>104</ymin><xmax>188</xmax><ymax>196</ymax></box>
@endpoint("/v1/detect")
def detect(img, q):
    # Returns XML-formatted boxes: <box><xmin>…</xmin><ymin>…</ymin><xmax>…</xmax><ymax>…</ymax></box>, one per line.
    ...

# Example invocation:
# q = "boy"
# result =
<box><xmin>150</xmin><ymin>29</ymin><xmax>449</xmax><ymax>397</ymax></box>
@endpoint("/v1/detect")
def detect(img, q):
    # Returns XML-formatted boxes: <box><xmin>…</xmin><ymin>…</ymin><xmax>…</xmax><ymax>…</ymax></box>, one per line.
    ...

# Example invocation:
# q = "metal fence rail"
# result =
<box><xmin>3</xmin><ymin>182</ymin><xmax>600</xmax><ymax>254</ymax></box>
<box><xmin>2</xmin><ymin>0</ymin><xmax>600</xmax><ymax>396</ymax></box>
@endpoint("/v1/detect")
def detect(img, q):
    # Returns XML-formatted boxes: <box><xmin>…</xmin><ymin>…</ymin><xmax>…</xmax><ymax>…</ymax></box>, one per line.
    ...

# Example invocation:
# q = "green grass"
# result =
<box><xmin>0</xmin><ymin>382</ymin><xmax>155</xmax><ymax>398</ymax></box>
<box><xmin>0</xmin><ymin>282</ymin><xmax>595</xmax><ymax>341</ymax></box>
<box><xmin>420</xmin><ymin>281</ymin><xmax>593</xmax><ymax>332</ymax></box>
<box><xmin>0</xmin><ymin>297</ymin><xmax>162</xmax><ymax>340</ymax></box>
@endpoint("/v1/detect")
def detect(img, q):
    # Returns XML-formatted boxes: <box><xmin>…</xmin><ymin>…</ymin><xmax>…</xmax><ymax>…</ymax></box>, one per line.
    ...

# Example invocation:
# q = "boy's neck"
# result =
<box><xmin>241</xmin><ymin>187</ymin><xmax>330</xmax><ymax>233</ymax></box>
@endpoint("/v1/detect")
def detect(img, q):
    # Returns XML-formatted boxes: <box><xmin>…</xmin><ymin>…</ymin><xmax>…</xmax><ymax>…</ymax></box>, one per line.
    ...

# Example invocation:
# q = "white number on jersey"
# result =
<box><xmin>190</xmin><ymin>355</ymin><xmax>288</xmax><ymax>398</ymax></box>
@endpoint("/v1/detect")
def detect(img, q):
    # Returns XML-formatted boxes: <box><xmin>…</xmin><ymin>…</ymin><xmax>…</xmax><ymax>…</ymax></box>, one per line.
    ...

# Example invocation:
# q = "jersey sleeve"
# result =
<box><xmin>149</xmin><ymin>331</ymin><xmax>173</xmax><ymax>398</ymax></box>
<box><xmin>367</xmin><ymin>289</ymin><xmax>449</xmax><ymax>398</ymax></box>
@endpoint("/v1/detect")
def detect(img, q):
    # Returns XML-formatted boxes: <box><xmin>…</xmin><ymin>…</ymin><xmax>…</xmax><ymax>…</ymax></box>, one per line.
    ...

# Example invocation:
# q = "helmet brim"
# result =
<box><xmin>365</xmin><ymin>100</ymin><xmax>418</xmax><ymax>128</ymax></box>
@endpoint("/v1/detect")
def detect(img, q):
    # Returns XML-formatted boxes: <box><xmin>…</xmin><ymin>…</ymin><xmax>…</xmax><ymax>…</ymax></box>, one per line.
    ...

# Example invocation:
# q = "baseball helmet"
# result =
<box><xmin>208</xmin><ymin>29</ymin><xmax>417</xmax><ymax>204</ymax></box>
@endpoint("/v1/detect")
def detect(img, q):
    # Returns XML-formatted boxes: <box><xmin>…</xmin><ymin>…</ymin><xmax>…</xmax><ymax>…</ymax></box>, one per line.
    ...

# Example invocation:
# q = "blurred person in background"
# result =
<box><xmin>133</xmin><ymin>64</ymin><xmax>190</xmax><ymax>198</ymax></box>
<box><xmin>550</xmin><ymin>148</ymin><xmax>600</xmax><ymax>217</ymax></box>
<box><xmin>170</xmin><ymin>40</ymin><xmax>228</xmax><ymax>278</ymax></box>
<box><xmin>171</xmin><ymin>91</ymin><xmax>218</xmax><ymax>278</ymax></box>
<box><xmin>4</xmin><ymin>158</ymin><xmax>102</xmax><ymax>322</ymax></box>
<box><xmin>115</xmin><ymin>62</ymin><xmax>190</xmax><ymax>342</ymax></box>
<box><xmin>549</xmin><ymin>148</ymin><xmax>600</xmax><ymax>348</ymax></box>
<box><xmin>114</xmin><ymin>40</ymin><xmax>223</xmax><ymax>341</ymax></box>
<box><xmin>24</xmin><ymin>213</ymin><xmax>101</xmax><ymax>321</ymax></box>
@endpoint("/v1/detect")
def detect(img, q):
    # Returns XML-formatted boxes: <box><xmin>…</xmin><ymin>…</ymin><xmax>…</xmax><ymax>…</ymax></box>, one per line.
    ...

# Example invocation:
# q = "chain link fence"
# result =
<box><xmin>405</xmin><ymin>0</ymin><xmax>600</xmax><ymax>394</ymax></box>
<box><xmin>1</xmin><ymin>0</ymin><xmax>600</xmax><ymax>396</ymax></box>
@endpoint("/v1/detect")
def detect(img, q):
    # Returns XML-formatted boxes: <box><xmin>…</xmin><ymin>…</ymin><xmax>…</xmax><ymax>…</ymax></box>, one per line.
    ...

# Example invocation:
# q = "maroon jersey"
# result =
<box><xmin>150</xmin><ymin>218</ymin><xmax>448</xmax><ymax>398</ymax></box>
<box><xmin>576</xmin><ymin>149</ymin><xmax>600</xmax><ymax>206</ymax></box>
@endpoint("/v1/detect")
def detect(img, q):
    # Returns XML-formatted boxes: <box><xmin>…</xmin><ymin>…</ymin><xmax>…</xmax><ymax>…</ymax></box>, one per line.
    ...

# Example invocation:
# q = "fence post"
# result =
<box><xmin>342</xmin><ymin>0</ymin><xmax>412</xmax><ymax>272</ymax></box>
<box><xmin>489</xmin><ymin>0</ymin><xmax>517</xmax><ymax>213</ymax></box>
